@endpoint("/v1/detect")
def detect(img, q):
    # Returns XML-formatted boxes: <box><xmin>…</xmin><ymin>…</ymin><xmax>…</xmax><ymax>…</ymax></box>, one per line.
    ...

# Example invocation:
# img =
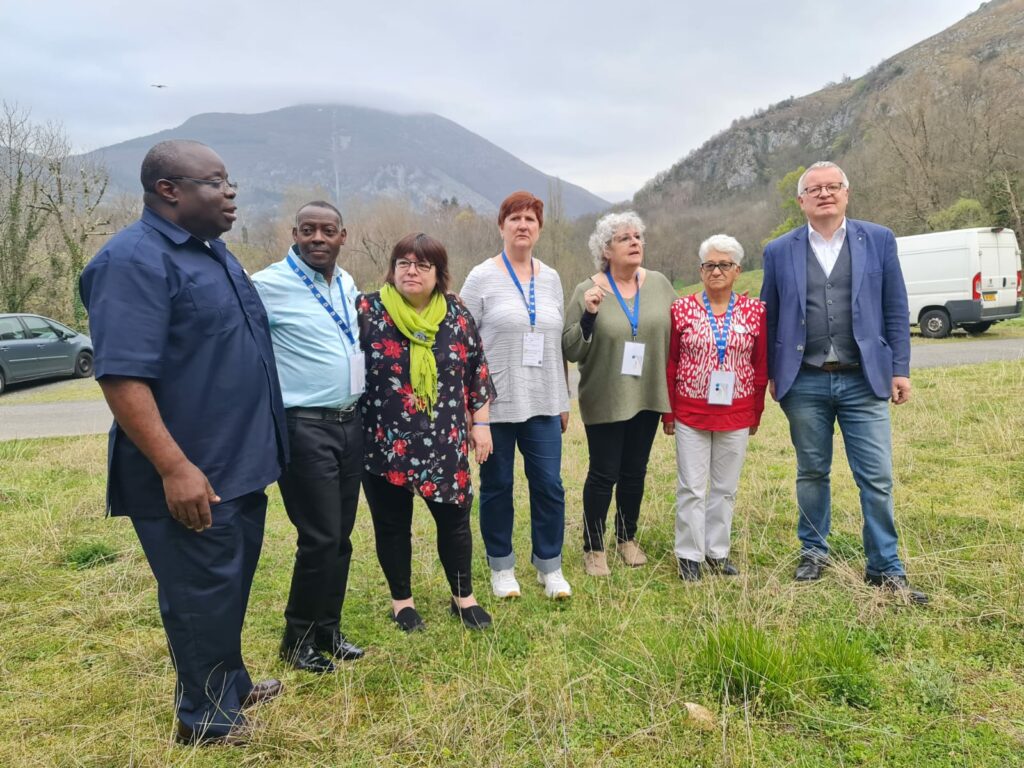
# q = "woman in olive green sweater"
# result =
<box><xmin>562</xmin><ymin>211</ymin><xmax>676</xmax><ymax>577</ymax></box>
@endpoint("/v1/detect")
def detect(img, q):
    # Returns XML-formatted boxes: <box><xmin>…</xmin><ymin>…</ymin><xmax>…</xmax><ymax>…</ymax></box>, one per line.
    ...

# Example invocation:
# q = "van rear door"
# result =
<box><xmin>976</xmin><ymin>230</ymin><xmax>1018</xmax><ymax>310</ymax></box>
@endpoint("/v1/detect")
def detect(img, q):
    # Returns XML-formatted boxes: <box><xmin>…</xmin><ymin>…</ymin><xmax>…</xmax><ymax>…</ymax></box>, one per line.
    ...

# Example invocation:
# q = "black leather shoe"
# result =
<box><xmin>865</xmin><ymin>573</ymin><xmax>929</xmax><ymax>605</ymax></box>
<box><xmin>316</xmin><ymin>631</ymin><xmax>365</xmax><ymax>661</ymax></box>
<box><xmin>794</xmin><ymin>553</ymin><xmax>827</xmax><ymax>581</ymax></box>
<box><xmin>450</xmin><ymin>599</ymin><xmax>492</xmax><ymax>630</ymax></box>
<box><xmin>677</xmin><ymin>558</ymin><xmax>702</xmax><ymax>582</ymax></box>
<box><xmin>175</xmin><ymin>720</ymin><xmax>249</xmax><ymax>746</ymax></box>
<box><xmin>706</xmin><ymin>557</ymin><xmax>739</xmax><ymax>576</ymax></box>
<box><xmin>279</xmin><ymin>642</ymin><xmax>335</xmax><ymax>674</ymax></box>
<box><xmin>242</xmin><ymin>679</ymin><xmax>283</xmax><ymax>709</ymax></box>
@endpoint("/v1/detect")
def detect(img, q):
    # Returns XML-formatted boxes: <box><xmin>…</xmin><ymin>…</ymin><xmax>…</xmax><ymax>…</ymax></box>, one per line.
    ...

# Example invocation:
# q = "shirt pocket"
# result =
<box><xmin>188</xmin><ymin>282</ymin><xmax>242</xmax><ymax>336</ymax></box>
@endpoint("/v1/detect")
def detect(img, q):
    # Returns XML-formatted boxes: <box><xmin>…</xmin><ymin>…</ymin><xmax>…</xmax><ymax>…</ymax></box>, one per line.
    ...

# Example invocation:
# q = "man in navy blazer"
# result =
<box><xmin>760</xmin><ymin>161</ymin><xmax>926</xmax><ymax>604</ymax></box>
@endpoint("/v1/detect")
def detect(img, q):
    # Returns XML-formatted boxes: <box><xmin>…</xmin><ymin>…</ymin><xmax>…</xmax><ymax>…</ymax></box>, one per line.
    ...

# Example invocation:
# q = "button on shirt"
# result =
<box><xmin>79</xmin><ymin>207</ymin><xmax>288</xmax><ymax>517</ymax></box>
<box><xmin>807</xmin><ymin>218</ymin><xmax>848</xmax><ymax>277</ymax></box>
<box><xmin>251</xmin><ymin>247</ymin><xmax>361</xmax><ymax>409</ymax></box>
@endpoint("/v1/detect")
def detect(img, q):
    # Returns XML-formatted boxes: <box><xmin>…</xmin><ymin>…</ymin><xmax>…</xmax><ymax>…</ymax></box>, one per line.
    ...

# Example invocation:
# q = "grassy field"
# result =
<box><xmin>0</xmin><ymin>377</ymin><xmax>104</xmax><ymax>404</ymax></box>
<box><xmin>2</xmin><ymin>361</ymin><xmax>1024</xmax><ymax>766</ymax></box>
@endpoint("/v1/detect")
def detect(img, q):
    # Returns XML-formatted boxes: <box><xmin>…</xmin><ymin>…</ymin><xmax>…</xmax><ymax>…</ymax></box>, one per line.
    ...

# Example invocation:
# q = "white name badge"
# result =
<box><xmin>622</xmin><ymin>341</ymin><xmax>645</xmax><ymax>376</ymax></box>
<box><xmin>707</xmin><ymin>370</ymin><xmax>735</xmax><ymax>405</ymax></box>
<box><xmin>522</xmin><ymin>331</ymin><xmax>545</xmax><ymax>367</ymax></box>
<box><xmin>349</xmin><ymin>351</ymin><xmax>366</xmax><ymax>395</ymax></box>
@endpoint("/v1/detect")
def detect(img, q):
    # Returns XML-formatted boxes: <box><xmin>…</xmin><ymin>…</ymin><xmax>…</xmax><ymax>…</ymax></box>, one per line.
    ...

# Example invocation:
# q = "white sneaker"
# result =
<box><xmin>537</xmin><ymin>568</ymin><xmax>572</xmax><ymax>599</ymax></box>
<box><xmin>490</xmin><ymin>568</ymin><xmax>521</xmax><ymax>598</ymax></box>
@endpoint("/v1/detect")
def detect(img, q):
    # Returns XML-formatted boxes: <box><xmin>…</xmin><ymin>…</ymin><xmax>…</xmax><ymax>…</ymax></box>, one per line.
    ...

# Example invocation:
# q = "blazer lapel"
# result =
<box><xmin>848</xmin><ymin>220</ymin><xmax>866</xmax><ymax>303</ymax></box>
<box><xmin>790</xmin><ymin>227</ymin><xmax>807</xmax><ymax>315</ymax></box>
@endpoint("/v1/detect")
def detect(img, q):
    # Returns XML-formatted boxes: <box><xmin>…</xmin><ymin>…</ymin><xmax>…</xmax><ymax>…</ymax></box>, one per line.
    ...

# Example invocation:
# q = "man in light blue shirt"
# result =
<box><xmin>252</xmin><ymin>201</ymin><xmax>366</xmax><ymax>673</ymax></box>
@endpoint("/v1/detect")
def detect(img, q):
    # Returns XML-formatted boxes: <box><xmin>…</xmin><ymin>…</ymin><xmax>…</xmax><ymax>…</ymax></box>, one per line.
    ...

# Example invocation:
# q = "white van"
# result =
<box><xmin>896</xmin><ymin>227</ymin><xmax>1022</xmax><ymax>338</ymax></box>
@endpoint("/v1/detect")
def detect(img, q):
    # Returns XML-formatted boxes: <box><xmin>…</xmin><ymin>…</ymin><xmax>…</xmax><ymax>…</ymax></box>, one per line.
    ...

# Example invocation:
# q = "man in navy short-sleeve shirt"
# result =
<box><xmin>80</xmin><ymin>140</ymin><xmax>288</xmax><ymax>745</ymax></box>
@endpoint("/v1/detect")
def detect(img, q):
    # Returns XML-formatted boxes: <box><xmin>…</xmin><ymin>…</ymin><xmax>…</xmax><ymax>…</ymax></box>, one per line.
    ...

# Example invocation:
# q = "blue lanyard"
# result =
<box><xmin>286</xmin><ymin>252</ymin><xmax>356</xmax><ymax>345</ymax></box>
<box><xmin>702</xmin><ymin>291</ymin><xmax>736</xmax><ymax>368</ymax></box>
<box><xmin>501</xmin><ymin>250</ymin><xmax>536</xmax><ymax>328</ymax></box>
<box><xmin>606</xmin><ymin>270</ymin><xmax>640</xmax><ymax>339</ymax></box>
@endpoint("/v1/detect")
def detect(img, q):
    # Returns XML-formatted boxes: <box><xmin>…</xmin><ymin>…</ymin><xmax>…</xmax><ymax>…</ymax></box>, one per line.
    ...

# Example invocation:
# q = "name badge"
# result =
<box><xmin>707</xmin><ymin>370</ymin><xmax>735</xmax><ymax>405</ymax></box>
<box><xmin>522</xmin><ymin>331</ymin><xmax>545</xmax><ymax>367</ymax></box>
<box><xmin>349</xmin><ymin>351</ymin><xmax>366</xmax><ymax>395</ymax></box>
<box><xmin>622</xmin><ymin>341</ymin><xmax>645</xmax><ymax>376</ymax></box>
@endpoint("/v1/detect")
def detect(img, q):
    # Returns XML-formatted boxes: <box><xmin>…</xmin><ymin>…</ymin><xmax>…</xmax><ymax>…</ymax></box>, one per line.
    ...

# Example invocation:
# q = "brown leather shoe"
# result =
<box><xmin>175</xmin><ymin>720</ymin><xmax>250</xmax><ymax>746</ymax></box>
<box><xmin>242</xmin><ymin>679</ymin><xmax>283</xmax><ymax>709</ymax></box>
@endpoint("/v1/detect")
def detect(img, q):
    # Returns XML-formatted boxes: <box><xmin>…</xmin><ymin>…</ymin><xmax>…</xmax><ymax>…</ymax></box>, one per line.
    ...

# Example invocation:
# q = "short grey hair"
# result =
<box><xmin>796</xmin><ymin>161</ymin><xmax>850</xmax><ymax>197</ymax></box>
<box><xmin>698</xmin><ymin>234</ymin><xmax>744</xmax><ymax>265</ymax></box>
<box><xmin>588</xmin><ymin>211</ymin><xmax>646</xmax><ymax>271</ymax></box>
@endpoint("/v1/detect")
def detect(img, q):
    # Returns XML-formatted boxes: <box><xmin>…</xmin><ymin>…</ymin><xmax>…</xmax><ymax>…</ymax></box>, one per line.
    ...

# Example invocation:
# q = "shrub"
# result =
<box><xmin>65</xmin><ymin>541</ymin><xmax>118</xmax><ymax>569</ymax></box>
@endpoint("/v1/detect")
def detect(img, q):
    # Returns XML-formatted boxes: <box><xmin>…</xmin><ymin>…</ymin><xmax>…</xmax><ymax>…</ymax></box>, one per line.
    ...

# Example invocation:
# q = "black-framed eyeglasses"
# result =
<box><xmin>800</xmin><ymin>182</ymin><xmax>845</xmax><ymax>197</ymax></box>
<box><xmin>395</xmin><ymin>259</ymin><xmax>434</xmax><ymax>274</ymax></box>
<box><xmin>164</xmin><ymin>176</ymin><xmax>239</xmax><ymax>191</ymax></box>
<box><xmin>700</xmin><ymin>261</ymin><xmax>737</xmax><ymax>274</ymax></box>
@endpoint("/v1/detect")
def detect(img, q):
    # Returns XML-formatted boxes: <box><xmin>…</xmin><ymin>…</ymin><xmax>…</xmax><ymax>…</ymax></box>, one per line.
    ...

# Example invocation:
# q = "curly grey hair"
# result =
<box><xmin>588</xmin><ymin>211</ymin><xmax>646</xmax><ymax>271</ymax></box>
<box><xmin>698</xmin><ymin>234</ymin><xmax>745</xmax><ymax>265</ymax></box>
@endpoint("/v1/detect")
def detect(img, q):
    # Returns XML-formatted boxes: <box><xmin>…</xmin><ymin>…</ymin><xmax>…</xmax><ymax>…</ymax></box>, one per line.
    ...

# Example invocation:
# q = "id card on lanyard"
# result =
<box><xmin>287</xmin><ymin>253</ymin><xmax>366</xmax><ymax>395</ymax></box>
<box><xmin>501</xmin><ymin>251</ymin><xmax>544</xmax><ymax>367</ymax></box>
<box><xmin>703</xmin><ymin>291</ymin><xmax>736</xmax><ymax>405</ymax></box>
<box><xmin>607</xmin><ymin>270</ymin><xmax>644</xmax><ymax>376</ymax></box>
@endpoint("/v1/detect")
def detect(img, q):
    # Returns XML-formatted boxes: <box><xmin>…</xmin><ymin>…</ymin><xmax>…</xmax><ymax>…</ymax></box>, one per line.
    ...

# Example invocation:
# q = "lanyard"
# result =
<box><xmin>606</xmin><ymin>270</ymin><xmax>640</xmax><ymax>339</ymax></box>
<box><xmin>286</xmin><ymin>252</ymin><xmax>356</xmax><ymax>345</ymax></box>
<box><xmin>702</xmin><ymin>291</ymin><xmax>736</xmax><ymax>368</ymax></box>
<box><xmin>501</xmin><ymin>250</ymin><xmax>536</xmax><ymax>328</ymax></box>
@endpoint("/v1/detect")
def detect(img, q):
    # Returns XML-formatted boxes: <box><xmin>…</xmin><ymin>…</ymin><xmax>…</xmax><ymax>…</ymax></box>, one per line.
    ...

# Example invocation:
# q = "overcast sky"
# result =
<box><xmin>1</xmin><ymin>0</ymin><xmax>982</xmax><ymax>201</ymax></box>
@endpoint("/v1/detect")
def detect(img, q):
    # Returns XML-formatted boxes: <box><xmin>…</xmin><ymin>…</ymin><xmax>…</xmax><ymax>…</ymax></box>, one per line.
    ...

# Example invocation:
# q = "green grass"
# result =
<box><xmin>2</xmin><ymin>362</ymin><xmax>1024</xmax><ymax>765</ymax></box>
<box><xmin>0</xmin><ymin>377</ymin><xmax>104</xmax><ymax>404</ymax></box>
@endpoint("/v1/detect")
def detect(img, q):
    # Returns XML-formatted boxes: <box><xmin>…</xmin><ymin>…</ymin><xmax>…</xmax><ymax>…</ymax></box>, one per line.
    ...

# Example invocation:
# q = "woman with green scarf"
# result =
<box><xmin>357</xmin><ymin>233</ymin><xmax>496</xmax><ymax>632</ymax></box>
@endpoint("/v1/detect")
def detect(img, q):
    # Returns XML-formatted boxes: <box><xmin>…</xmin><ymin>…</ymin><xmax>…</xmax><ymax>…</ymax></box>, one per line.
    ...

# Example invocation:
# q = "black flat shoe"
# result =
<box><xmin>450</xmin><ymin>599</ymin><xmax>492</xmax><ymax>630</ymax></box>
<box><xmin>706</xmin><ymin>557</ymin><xmax>739</xmax><ymax>576</ymax></box>
<box><xmin>794</xmin><ymin>553</ymin><xmax>827</xmax><ymax>582</ymax></box>
<box><xmin>391</xmin><ymin>606</ymin><xmax>426</xmax><ymax>633</ymax></box>
<box><xmin>865</xmin><ymin>573</ymin><xmax>929</xmax><ymax>605</ymax></box>
<box><xmin>279</xmin><ymin>641</ymin><xmax>335</xmax><ymax>674</ymax></box>
<box><xmin>677</xmin><ymin>558</ymin><xmax>702</xmax><ymax>582</ymax></box>
<box><xmin>316</xmin><ymin>631</ymin><xmax>365</xmax><ymax>661</ymax></box>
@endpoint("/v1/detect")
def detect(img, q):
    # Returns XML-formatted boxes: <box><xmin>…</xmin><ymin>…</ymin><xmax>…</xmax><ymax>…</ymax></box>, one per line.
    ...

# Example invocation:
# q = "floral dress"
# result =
<box><xmin>357</xmin><ymin>291</ymin><xmax>495</xmax><ymax>508</ymax></box>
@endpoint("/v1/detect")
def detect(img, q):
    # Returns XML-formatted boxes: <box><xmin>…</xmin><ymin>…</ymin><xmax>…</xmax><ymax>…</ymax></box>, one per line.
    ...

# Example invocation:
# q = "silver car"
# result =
<box><xmin>0</xmin><ymin>313</ymin><xmax>94</xmax><ymax>395</ymax></box>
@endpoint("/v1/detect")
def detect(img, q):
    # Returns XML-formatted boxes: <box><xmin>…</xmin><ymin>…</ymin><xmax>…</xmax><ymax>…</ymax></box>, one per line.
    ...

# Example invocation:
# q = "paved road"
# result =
<box><xmin>2</xmin><ymin>337</ymin><xmax>1023</xmax><ymax>441</ymax></box>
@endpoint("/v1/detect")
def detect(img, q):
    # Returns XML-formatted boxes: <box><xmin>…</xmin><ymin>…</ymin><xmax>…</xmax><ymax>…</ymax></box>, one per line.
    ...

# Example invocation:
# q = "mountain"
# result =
<box><xmin>633</xmin><ymin>0</ymin><xmax>1024</xmax><ymax>258</ymax></box>
<box><xmin>81</xmin><ymin>104</ymin><xmax>609</xmax><ymax>218</ymax></box>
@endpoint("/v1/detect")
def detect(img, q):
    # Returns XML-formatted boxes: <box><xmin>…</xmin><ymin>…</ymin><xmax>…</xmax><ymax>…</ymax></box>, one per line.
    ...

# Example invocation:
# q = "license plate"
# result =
<box><xmin>983</xmin><ymin>291</ymin><xmax>997</xmax><ymax>302</ymax></box>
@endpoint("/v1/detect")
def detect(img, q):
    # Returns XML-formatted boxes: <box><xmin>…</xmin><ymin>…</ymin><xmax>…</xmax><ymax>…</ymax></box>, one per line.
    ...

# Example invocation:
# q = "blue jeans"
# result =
<box><xmin>479</xmin><ymin>415</ymin><xmax>565</xmax><ymax>573</ymax></box>
<box><xmin>779</xmin><ymin>368</ymin><xmax>904</xmax><ymax>576</ymax></box>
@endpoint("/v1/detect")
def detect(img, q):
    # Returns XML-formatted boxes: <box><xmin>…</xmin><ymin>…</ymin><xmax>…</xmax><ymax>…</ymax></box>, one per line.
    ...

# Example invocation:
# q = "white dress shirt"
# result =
<box><xmin>807</xmin><ymin>218</ymin><xmax>848</xmax><ymax>278</ymax></box>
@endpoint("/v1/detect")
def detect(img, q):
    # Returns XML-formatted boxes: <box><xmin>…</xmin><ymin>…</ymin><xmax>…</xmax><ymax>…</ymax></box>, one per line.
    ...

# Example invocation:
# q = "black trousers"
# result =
<box><xmin>278</xmin><ymin>411</ymin><xmax>363</xmax><ymax>648</ymax></box>
<box><xmin>582</xmin><ymin>409</ymin><xmax>661</xmax><ymax>552</ymax></box>
<box><xmin>362</xmin><ymin>471</ymin><xmax>474</xmax><ymax>599</ymax></box>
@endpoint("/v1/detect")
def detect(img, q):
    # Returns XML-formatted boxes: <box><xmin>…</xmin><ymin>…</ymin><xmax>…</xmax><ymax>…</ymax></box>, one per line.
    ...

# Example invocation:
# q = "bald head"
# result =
<box><xmin>141</xmin><ymin>139</ymin><xmax>211</xmax><ymax>193</ymax></box>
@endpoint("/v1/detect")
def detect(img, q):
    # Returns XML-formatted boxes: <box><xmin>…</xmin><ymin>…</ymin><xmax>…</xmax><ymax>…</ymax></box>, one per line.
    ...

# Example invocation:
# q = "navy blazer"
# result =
<box><xmin>760</xmin><ymin>219</ymin><xmax>910</xmax><ymax>400</ymax></box>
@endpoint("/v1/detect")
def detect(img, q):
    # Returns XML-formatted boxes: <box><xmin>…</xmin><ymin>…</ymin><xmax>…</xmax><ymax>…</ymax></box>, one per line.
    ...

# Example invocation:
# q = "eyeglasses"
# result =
<box><xmin>800</xmin><ymin>182</ymin><xmax>845</xmax><ymax>197</ymax></box>
<box><xmin>612</xmin><ymin>232</ymin><xmax>644</xmax><ymax>245</ymax></box>
<box><xmin>395</xmin><ymin>259</ymin><xmax>434</xmax><ymax>274</ymax></box>
<box><xmin>700</xmin><ymin>262</ymin><xmax>737</xmax><ymax>274</ymax></box>
<box><xmin>164</xmin><ymin>176</ymin><xmax>239</xmax><ymax>191</ymax></box>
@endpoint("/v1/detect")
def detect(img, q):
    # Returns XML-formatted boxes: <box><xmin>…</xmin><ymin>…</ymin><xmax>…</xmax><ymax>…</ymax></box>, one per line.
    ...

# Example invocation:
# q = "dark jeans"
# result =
<box><xmin>278</xmin><ymin>411</ymin><xmax>362</xmax><ymax>648</ymax></box>
<box><xmin>582</xmin><ymin>410</ymin><xmax>661</xmax><ymax>552</ymax></box>
<box><xmin>362</xmin><ymin>471</ymin><xmax>474</xmax><ymax>599</ymax></box>
<box><xmin>478</xmin><ymin>414</ymin><xmax>565</xmax><ymax>573</ymax></box>
<box><xmin>132</xmin><ymin>491</ymin><xmax>266</xmax><ymax>737</ymax></box>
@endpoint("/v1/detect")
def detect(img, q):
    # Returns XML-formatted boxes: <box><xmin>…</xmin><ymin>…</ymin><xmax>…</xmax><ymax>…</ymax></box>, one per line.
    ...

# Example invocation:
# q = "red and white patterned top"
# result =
<box><xmin>666</xmin><ymin>293</ymin><xmax>768</xmax><ymax>431</ymax></box>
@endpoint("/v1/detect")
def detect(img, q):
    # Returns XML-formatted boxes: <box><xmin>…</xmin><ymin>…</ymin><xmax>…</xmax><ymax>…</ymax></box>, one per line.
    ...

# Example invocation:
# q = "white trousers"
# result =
<box><xmin>674</xmin><ymin>422</ymin><xmax>750</xmax><ymax>561</ymax></box>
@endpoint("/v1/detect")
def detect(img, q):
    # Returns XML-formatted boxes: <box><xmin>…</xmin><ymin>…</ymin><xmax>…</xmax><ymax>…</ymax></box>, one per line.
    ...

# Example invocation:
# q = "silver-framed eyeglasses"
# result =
<box><xmin>164</xmin><ymin>176</ymin><xmax>239</xmax><ymax>191</ymax></box>
<box><xmin>395</xmin><ymin>259</ymin><xmax>434</xmax><ymax>274</ymax></box>
<box><xmin>700</xmin><ymin>261</ymin><xmax>737</xmax><ymax>274</ymax></box>
<box><xmin>801</xmin><ymin>182</ymin><xmax>845</xmax><ymax>197</ymax></box>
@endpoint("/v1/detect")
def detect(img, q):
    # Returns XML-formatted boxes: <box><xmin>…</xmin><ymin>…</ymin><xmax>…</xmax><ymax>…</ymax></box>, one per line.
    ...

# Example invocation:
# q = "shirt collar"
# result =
<box><xmin>142</xmin><ymin>205</ymin><xmax>222</xmax><ymax>248</ymax></box>
<box><xmin>807</xmin><ymin>217</ymin><xmax>847</xmax><ymax>247</ymax></box>
<box><xmin>287</xmin><ymin>244</ymin><xmax>335</xmax><ymax>286</ymax></box>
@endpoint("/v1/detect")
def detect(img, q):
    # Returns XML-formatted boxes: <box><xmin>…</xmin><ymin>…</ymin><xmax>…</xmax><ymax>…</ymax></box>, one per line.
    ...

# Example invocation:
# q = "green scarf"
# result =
<box><xmin>379</xmin><ymin>283</ymin><xmax>447</xmax><ymax>416</ymax></box>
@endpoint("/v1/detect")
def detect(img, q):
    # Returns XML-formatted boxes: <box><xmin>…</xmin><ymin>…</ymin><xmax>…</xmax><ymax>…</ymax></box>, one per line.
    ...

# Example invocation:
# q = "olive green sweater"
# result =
<box><xmin>562</xmin><ymin>270</ymin><xmax>675</xmax><ymax>425</ymax></box>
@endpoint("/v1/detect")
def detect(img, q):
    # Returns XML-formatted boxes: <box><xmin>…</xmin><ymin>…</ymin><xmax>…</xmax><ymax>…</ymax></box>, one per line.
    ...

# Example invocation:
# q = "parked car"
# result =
<box><xmin>896</xmin><ymin>227</ymin><xmax>1023</xmax><ymax>338</ymax></box>
<box><xmin>0</xmin><ymin>313</ymin><xmax>94</xmax><ymax>395</ymax></box>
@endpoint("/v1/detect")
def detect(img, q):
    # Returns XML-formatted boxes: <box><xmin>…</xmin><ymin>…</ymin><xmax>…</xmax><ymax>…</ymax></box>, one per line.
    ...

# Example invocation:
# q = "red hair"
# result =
<box><xmin>497</xmin><ymin>191</ymin><xmax>544</xmax><ymax>229</ymax></box>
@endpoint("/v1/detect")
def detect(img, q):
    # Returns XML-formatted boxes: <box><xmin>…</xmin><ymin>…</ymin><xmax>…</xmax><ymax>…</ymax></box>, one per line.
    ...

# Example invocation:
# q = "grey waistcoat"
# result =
<box><xmin>803</xmin><ymin>236</ymin><xmax>859</xmax><ymax>366</ymax></box>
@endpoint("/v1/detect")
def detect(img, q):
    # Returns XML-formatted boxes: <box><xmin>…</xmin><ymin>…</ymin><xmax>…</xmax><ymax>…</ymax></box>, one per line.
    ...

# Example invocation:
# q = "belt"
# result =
<box><xmin>286</xmin><ymin>405</ymin><xmax>358</xmax><ymax>423</ymax></box>
<box><xmin>804</xmin><ymin>362</ymin><xmax>861</xmax><ymax>373</ymax></box>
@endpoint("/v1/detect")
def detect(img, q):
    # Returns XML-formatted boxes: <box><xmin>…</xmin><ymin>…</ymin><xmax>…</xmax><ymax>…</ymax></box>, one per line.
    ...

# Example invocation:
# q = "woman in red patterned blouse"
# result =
<box><xmin>665</xmin><ymin>234</ymin><xmax>767</xmax><ymax>581</ymax></box>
